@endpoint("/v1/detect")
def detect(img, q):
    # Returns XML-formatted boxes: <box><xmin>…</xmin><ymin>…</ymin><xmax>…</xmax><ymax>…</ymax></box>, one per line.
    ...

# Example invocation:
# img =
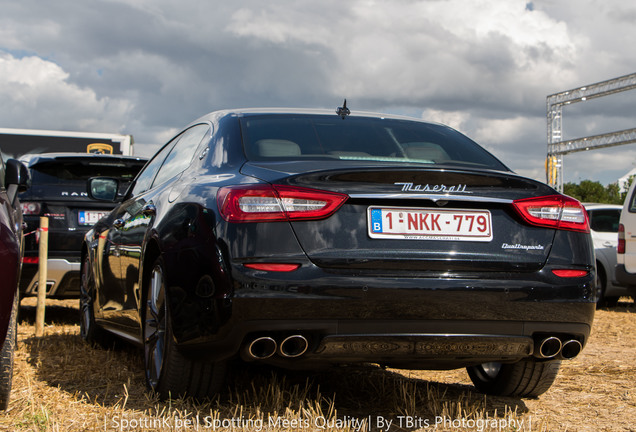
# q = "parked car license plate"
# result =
<box><xmin>368</xmin><ymin>206</ymin><xmax>493</xmax><ymax>241</ymax></box>
<box><xmin>78</xmin><ymin>210</ymin><xmax>109</xmax><ymax>226</ymax></box>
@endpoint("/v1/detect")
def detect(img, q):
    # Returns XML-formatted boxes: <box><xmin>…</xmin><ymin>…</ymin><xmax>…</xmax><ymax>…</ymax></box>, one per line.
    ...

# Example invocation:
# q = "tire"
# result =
<box><xmin>595</xmin><ymin>262</ymin><xmax>619</xmax><ymax>308</ymax></box>
<box><xmin>0</xmin><ymin>291</ymin><xmax>18</xmax><ymax>410</ymax></box>
<box><xmin>143</xmin><ymin>258</ymin><xmax>226</xmax><ymax>400</ymax></box>
<box><xmin>603</xmin><ymin>296</ymin><xmax>619</xmax><ymax>308</ymax></box>
<box><xmin>79</xmin><ymin>254</ymin><xmax>114</xmax><ymax>348</ymax></box>
<box><xmin>467</xmin><ymin>359</ymin><xmax>561</xmax><ymax>398</ymax></box>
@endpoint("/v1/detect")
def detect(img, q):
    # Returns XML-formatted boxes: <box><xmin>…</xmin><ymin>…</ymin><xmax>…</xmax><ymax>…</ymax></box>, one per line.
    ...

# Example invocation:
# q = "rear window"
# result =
<box><xmin>240</xmin><ymin>115</ymin><xmax>508</xmax><ymax>171</ymax></box>
<box><xmin>29</xmin><ymin>159</ymin><xmax>145</xmax><ymax>184</ymax></box>
<box><xmin>588</xmin><ymin>209</ymin><xmax>621</xmax><ymax>233</ymax></box>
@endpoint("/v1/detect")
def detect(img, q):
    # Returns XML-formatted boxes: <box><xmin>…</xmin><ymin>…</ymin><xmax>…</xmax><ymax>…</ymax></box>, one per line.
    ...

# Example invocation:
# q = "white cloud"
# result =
<box><xmin>421</xmin><ymin>109</ymin><xmax>471</xmax><ymax>132</ymax></box>
<box><xmin>473</xmin><ymin>117</ymin><xmax>538</xmax><ymax>146</ymax></box>
<box><xmin>0</xmin><ymin>53</ymin><xmax>132</xmax><ymax>133</ymax></box>
<box><xmin>227</xmin><ymin>0</ymin><xmax>580</xmax><ymax>109</ymax></box>
<box><xmin>0</xmin><ymin>0</ymin><xmax>634</xmax><ymax>184</ymax></box>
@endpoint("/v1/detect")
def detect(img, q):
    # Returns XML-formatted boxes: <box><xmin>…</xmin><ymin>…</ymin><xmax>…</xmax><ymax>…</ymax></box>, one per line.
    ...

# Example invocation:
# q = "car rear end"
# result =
<box><xmin>19</xmin><ymin>154</ymin><xmax>146</xmax><ymax>298</ymax></box>
<box><xmin>204</xmin><ymin>113</ymin><xmax>595</xmax><ymax>370</ymax></box>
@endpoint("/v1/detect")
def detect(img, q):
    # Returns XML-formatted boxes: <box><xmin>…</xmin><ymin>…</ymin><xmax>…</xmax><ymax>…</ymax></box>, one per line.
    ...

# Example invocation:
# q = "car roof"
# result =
<box><xmin>19</xmin><ymin>152</ymin><xmax>147</xmax><ymax>167</ymax></box>
<box><xmin>190</xmin><ymin>107</ymin><xmax>447</xmax><ymax>127</ymax></box>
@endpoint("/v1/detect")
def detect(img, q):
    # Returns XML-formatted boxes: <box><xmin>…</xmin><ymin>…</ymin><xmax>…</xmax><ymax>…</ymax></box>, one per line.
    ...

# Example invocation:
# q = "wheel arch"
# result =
<box><xmin>140</xmin><ymin>238</ymin><xmax>162</xmax><ymax>301</ymax></box>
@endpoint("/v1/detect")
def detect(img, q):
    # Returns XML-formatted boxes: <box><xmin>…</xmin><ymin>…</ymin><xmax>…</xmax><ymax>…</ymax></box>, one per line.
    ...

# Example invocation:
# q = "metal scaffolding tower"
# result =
<box><xmin>546</xmin><ymin>72</ymin><xmax>636</xmax><ymax>191</ymax></box>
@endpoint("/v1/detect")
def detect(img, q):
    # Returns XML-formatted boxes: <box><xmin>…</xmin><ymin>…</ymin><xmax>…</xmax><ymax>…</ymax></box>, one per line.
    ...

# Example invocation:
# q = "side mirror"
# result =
<box><xmin>5</xmin><ymin>159</ymin><xmax>30</xmax><ymax>190</ymax></box>
<box><xmin>88</xmin><ymin>177</ymin><xmax>119</xmax><ymax>202</ymax></box>
<box><xmin>5</xmin><ymin>159</ymin><xmax>30</xmax><ymax>205</ymax></box>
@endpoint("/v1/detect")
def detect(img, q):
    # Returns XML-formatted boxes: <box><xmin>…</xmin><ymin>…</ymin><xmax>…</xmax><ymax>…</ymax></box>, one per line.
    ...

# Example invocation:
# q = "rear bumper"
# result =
<box><xmin>171</xmin><ymin>265</ymin><xmax>596</xmax><ymax>368</ymax></box>
<box><xmin>20</xmin><ymin>259</ymin><xmax>81</xmax><ymax>298</ymax></box>
<box><xmin>182</xmin><ymin>318</ymin><xmax>591</xmax><ymax>369</ymax></box>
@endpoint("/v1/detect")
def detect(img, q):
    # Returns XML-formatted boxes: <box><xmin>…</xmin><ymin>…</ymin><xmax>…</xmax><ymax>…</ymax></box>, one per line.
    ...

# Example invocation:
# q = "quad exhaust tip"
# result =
<box><xmin>247</xmin><ymin>337</ymin><xmax>277</xmax><ymax>359</ymax></box>
<box><xmin>279</xmin><ymin>335</ymin><xmax>309</xmax><ymax>358</ymax></box>
<box><xmin>536</xmin><ymin>336</ymin><xmax>562</xmax><ymax>359</ymax></box>
<box><xmin>245</xmin><ymin>335</ymin><xmax>309</xmax><ymax>360</ymax></box>
<box><xmin>560</xmin><ymin>339</ymin><xmax>582</xmax><ymax>360</ymax></box>
<box><xmin>534</xmin><ymin>336</ymin><xmax>582</xmax><ymax>360</ymax></box>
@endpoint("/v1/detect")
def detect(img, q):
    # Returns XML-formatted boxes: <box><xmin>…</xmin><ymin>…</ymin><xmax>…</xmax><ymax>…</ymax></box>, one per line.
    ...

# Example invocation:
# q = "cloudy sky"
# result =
<box><xmin>1</xmin><ymin>0</ymin><xmax>635</xmax><ymax>185</ymax></box>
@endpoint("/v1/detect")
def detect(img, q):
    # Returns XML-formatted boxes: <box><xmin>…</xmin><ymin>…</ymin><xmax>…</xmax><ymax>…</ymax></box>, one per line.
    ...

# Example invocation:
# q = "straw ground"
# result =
<box><xmin>0</xmin><ymin>298</ymin><xmax>634</xmax><ymax>431</ymax></box>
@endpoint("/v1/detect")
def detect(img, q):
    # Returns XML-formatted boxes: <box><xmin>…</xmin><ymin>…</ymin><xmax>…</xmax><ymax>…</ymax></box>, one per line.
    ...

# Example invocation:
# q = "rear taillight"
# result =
<box><xmin>244</xmin><ymin>263</ymin><xmax>300</xmax><ymax>272</ymax></box>
<box><xmin>552</xmin><ymin>269</ymin><xmax>589</xmax><ymax>278</ymax></box>
<box><xmin>618</xmin><ymin>223</ymin><xmax>625</xmax><ymax>254</ymax></box>
<box><xmin>512</xmin><ymin>195</ymin><xmax>589</xmax><ymax>233</ymax></box>
<box><xmin>217</xmin><ymin>185</ymin><xmax>348</xmax><ymax>223</ymax></box>
<box><xmin>22</xmin><ymin>256</ymin><xmax>39</xmax><ymax>265</ymax></box>
<box><xmin>21</xmin><ymin>202</ymin><xmax>41</xmax><ymax>215</ymax></box>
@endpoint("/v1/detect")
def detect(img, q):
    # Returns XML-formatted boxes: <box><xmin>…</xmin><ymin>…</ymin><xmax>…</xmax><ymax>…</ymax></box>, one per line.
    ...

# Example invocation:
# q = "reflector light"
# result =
<box><xmin>218</xmin><ymin>184</ymin><xmax>348</xmax><ymax>222</ymax></box>
<box><xmin>21</xmin><ymin>202</ymin><xmax>41</xmax><ymax>215</ymax></box>
<box><xmin>22</xmin><ymin>256</ymin><xmax>39</xmax><ymax>264</ymax></box>
<box><xmin>552</xmin><ymin>269</ymin><xmax>589</xmax><ymax>278</ymax></box>
<box><xmin>618</xmin><ymin>223</ymin><xmax>625</xmax><ymax>254</ymax></box>
<box><xmin>244</xmin><ymin>263</ymin><xmax>301</xmax><ymax>272</ymax></box>
<box><xmin>512</xmin><ymin>195</ymin><xmax>589</xmax><ymax>233</ymax></box>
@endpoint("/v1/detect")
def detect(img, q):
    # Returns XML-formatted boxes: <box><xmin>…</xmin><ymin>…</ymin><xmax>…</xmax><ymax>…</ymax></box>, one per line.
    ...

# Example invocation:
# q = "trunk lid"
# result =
<box><xmin>241</xmin><ymin>162</ymin><xmax>557</xmax><ymax>272</ymax></box>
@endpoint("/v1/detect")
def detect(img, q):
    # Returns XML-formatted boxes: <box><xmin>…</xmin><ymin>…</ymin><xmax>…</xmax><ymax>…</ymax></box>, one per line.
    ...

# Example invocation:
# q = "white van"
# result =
<box><xmin>614</xmin><ymin>181</ymin><xmax>636</xmax><ymax>301</ymax></box>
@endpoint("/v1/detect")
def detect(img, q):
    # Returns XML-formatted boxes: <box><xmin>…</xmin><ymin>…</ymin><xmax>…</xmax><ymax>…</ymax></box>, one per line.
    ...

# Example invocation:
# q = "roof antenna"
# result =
<box><xmin>336</xmin><ymin>99</ymin><xmax>350</xmax><ymax>119</ymax></box>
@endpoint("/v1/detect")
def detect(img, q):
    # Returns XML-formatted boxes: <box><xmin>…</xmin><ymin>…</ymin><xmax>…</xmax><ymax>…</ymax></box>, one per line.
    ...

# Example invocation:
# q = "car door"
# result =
<box><xmin>98</xmin><ymin>142</ymin><xmax>176</xmax><ymax>329</ymax></box>
<box><xmin>113</xmin><ymin>125</ymin><xmax>211</xmax><ymax>331</ymax></box>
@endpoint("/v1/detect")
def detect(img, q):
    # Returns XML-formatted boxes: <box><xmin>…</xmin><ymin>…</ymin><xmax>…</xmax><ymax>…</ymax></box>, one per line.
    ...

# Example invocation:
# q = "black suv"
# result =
<box><xmin>18</xmin><ymin>153</ymin><xmax>147</xmax><ymax>298</ymax></box>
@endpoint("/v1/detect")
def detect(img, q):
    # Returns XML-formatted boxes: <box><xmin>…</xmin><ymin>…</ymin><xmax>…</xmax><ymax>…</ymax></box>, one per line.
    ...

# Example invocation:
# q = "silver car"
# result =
<box><xmin>584</xmin><ymin>203</ymin><xmax>630</xmax><ymax>307</ymax></box>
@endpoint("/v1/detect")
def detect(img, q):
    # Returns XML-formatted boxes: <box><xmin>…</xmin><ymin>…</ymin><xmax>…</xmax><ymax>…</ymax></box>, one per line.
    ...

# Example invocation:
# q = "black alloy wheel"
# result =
<box><xmin>144</xmin><ymin>260</ymin><xmax>167</xmax><ymax>391</ymax></box>
<box><xmin>79</xmin><ymin>255</ymin><xmax>112</xmax><ymax>348</ymax></box>
<box><xmin>143</xmin><ymin>257</ymin><xmax>227</xmax><ymax>400</ymax></box>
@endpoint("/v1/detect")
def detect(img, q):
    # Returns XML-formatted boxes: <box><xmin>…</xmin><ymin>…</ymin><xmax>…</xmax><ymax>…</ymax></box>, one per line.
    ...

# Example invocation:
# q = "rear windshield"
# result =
<box><xmin>240</xmin><ymin>115</ymin><xmax>509</xmax><ymax>171</ymax></box>
<box><xmin>29</xmin><ymin>159</ymin><xmax>145</xmax><ymax>184</ymax></box>
<box><xmin>588</xmin><ymin>209</ymin><xmax>621</xmax><ymax>233</ymax></box>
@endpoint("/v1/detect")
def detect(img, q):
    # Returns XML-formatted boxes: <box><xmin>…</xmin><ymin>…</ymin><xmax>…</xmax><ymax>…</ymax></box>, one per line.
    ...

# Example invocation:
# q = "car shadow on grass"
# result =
<box><xmin>20</xmin><ymin>325</ymin><xmax>530</xmax><ymax>428</ymax></box>
<box><xmin>597</xmin><ymin>297</ymin><xmax>635</xmax><ymax>312</ymax></box>
<box><xmin>18</xmin><ymin>298</ymin><xmax>80</xmax><ymax>326</ymax></box>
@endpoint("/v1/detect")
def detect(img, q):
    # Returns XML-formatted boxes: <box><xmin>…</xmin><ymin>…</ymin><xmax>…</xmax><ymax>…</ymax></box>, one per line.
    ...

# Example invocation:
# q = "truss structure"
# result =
<box><xmin>546</xmin><ymin>72</ymin><xmax>636</xmax><ymax>191</ymax></box>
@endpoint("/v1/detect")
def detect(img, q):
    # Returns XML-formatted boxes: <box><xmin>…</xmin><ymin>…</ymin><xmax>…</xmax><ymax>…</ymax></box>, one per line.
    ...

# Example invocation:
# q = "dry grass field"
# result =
<box><xmin>0</xmin><ymin>298</ymin><xmax>634</xmax><ymax>432</ymax></box>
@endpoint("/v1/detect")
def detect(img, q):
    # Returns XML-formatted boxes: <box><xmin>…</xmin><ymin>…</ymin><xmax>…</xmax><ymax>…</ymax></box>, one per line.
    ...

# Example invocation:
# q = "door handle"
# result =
<box><xmin>603</xmin><ymin>241</ymin><xmax>613</xmax><ymax>248</ymax></box>
<box><xmin>142</xmin><ymin>203</ymin><xmax>156</xmax><ymax>217</ymax></box>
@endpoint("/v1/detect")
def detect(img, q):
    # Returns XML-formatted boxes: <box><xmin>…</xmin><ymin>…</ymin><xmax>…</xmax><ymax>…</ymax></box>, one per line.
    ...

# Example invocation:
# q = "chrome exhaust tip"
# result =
<box><xmin>279</xmin><ymin>335</ymin><xmax>309</xmax><ymax>358</ymax></box>
<box><xmin>535</xmin><ymin>336</ymin><xmax>562</xmax><ymax>359</ymax></box>
<box><xmin>247</xmin><ymin>337</ymin><xmax>277</xmax><ymax>359</ymax></box>
<box><xmin>560</xmin><ymin>339</ymin><xmax>582</xmax><ymax>359</ymax></box>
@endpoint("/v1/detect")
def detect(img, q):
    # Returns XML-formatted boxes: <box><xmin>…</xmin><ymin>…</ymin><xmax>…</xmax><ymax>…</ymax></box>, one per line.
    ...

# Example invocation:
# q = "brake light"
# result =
<box><xmin>22</xmin><ymin>256</ymin><xmax>39</xmax><ymax>264</ymax></box>
<box><xmin>512</xmin><ymin>195</ymin><xmax>589</xmax><ymax>233</ymax></box>
<box><xmin>244</xmin><ymin>263</ymin><xmax>300</xmax><ymax>272</ymax></box>
<box><xmin>217</xmin><ymin>185</ymin><xmax>348</xmax><ymax>222</ymax></box>
<box><xmin>21</xmin><ymin>202</ymin><xmax>41</xmax><ymax>215</ymax></box>
<box><xmin>552</xmin><ymin>269</ymin><xmax>589</xmax><ymax>278</ymax></box>
<box><xmin>618</xmin><ymin>223</ymin><xmax>625</xmax><ymax>254</ymax></box>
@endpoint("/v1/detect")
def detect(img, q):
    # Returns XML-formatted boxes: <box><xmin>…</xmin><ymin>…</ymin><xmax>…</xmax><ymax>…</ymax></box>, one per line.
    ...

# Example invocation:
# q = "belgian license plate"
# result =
<box><xmin>368</xmin><ymin>206</ymin><xmax>493</xmax><ymax>241</ymax></box>
<box><xmin>78</xmin><ymin>210</ymin><xmax>109</xmax><ymax>226</ymax></box>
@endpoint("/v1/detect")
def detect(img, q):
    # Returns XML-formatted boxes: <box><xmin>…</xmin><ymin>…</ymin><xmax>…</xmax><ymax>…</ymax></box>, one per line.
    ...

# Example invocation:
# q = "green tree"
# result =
<box><xmin>563</xmin><ymin>180</ymin><xmax>625</xmax><ymax>204</ymax></box>
<box><xmin>621</xmin><ymin>175</ymin><xmax>636</xmax><ymax>203</ymax></box>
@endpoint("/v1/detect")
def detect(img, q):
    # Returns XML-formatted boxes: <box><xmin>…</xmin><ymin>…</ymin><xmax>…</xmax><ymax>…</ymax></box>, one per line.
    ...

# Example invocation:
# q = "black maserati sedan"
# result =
<box><xmin>80</xmin><ymin>107</ymin><xmax>595</xmax><ymax>400</ymax></box>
